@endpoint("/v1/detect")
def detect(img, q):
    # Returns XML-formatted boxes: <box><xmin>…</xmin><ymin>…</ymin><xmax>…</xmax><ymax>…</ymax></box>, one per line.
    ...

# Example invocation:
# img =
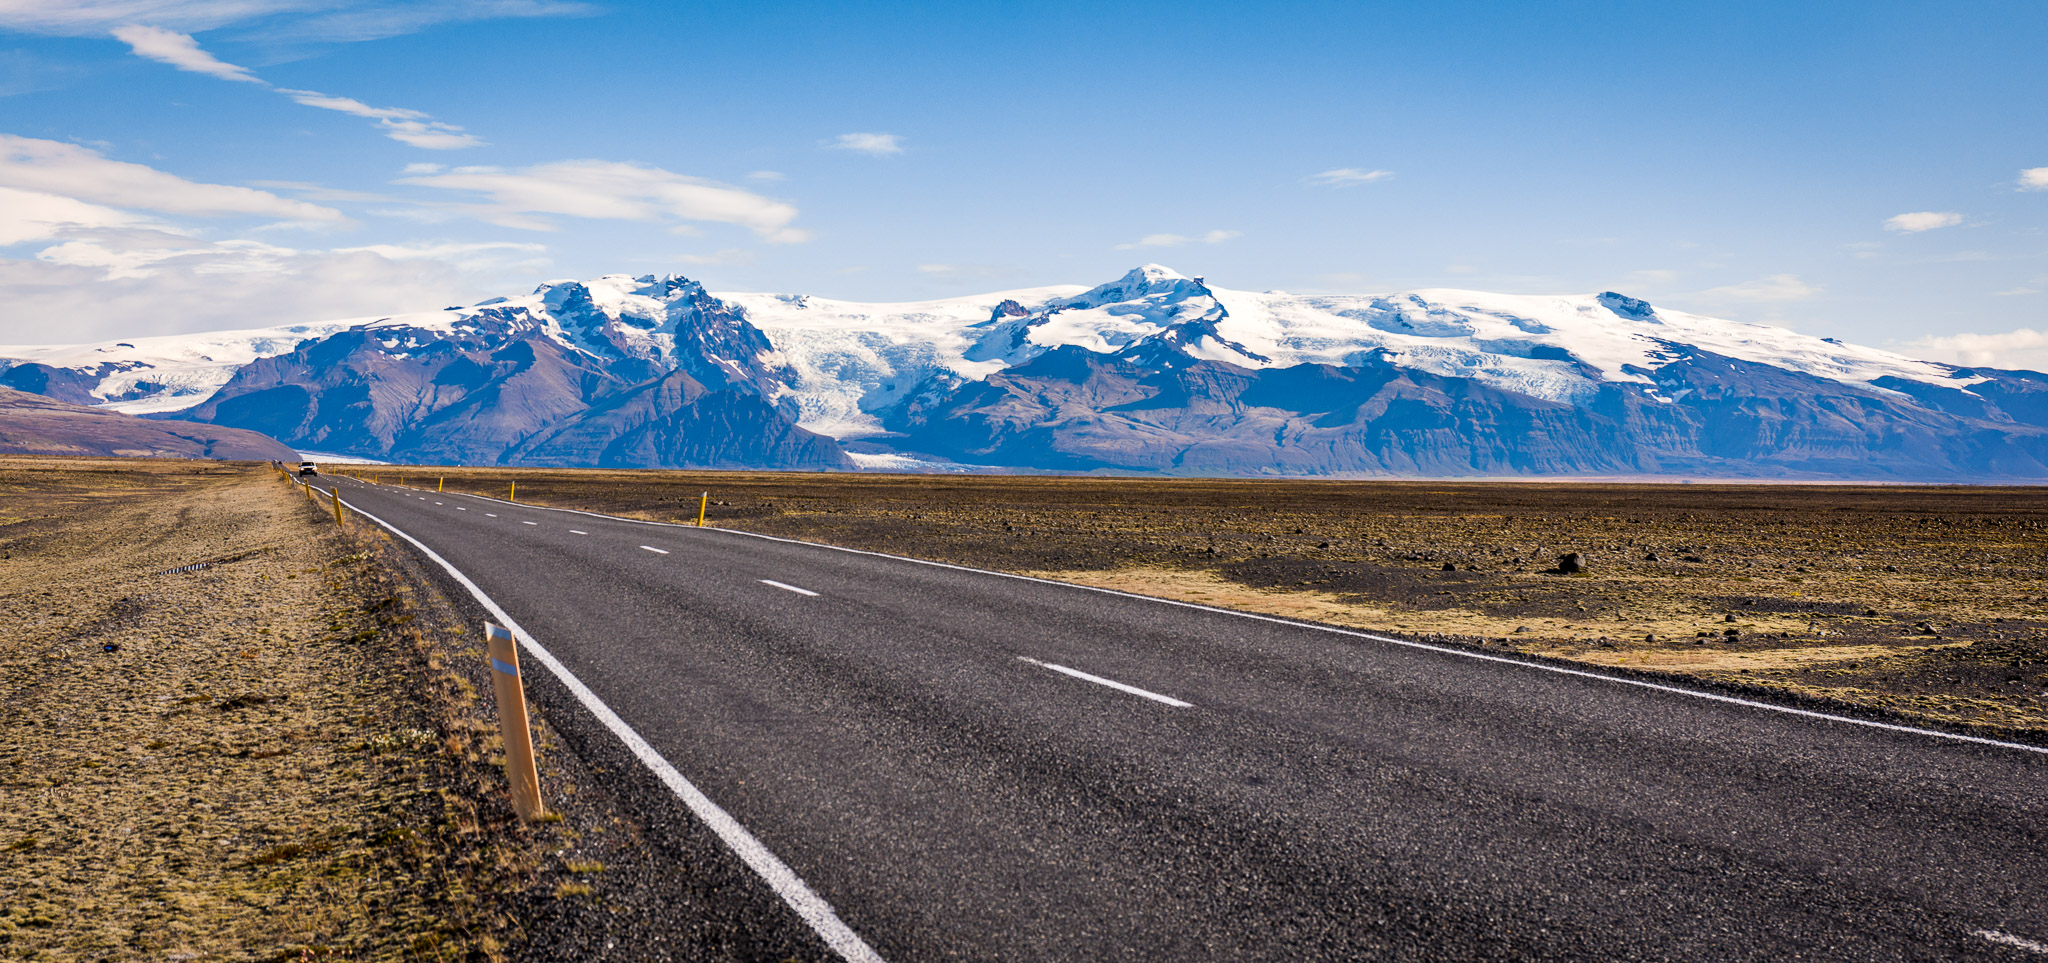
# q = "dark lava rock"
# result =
<box><xmin>1644</xmin><ymin>552</ymin><xmax>1660</xmax><ymax>562</ymax></box>
<box><xmin>1557</xmin><ymin>552</ymin><xmax>1586</xmax><ymax>574</ymax></box>
<box><xmin>1442</xmin><ymin>562</ymin><xmax>1457</xmax><ymax>571</ymax></box>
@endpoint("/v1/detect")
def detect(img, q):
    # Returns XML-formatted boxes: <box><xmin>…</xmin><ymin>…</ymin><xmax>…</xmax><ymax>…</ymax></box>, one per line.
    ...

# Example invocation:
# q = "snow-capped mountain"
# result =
<box><xmin>3</xmin><ymin>265</ymin><xmax>2044</xmax><ymax>478</ymax></box>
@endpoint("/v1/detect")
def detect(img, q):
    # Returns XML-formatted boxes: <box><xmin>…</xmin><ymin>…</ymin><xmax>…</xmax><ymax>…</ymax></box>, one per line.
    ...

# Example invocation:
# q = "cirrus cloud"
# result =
<box><xmin>398</xmin><ymin>159</ymin><xmax>809</xmax><ymax>242</ymax></box>
<box><xmin>827</xmin><ymin>132</ymin><xmax>903</xmax><ymax>156</ymax></box>
<box><xmin>0</xmin><ymin>134</ymin><xmax>345</xmax><ymax>224</ymax></box>
<box><xmin>1305</xmin><ymin>168</ymin><xmax>1393</xmax><ymax>187</ymax></box>
<box><xmin>110</xmin><ymin>22</ymin><xmax>260</xmax><ymax>81</ymax></box>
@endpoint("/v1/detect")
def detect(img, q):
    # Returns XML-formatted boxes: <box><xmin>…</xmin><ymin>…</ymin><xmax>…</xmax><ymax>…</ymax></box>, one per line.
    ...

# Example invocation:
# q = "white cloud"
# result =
<box><xmin>1902</xmin><ymin>328</ymin><xmax>2048</xmax><ymax>370</ymax></box>
<box><xmin>398</xmin><ymin>159</ymin><xmax>807</xmax><ymax>241</ymax></box>
<box><xmin>333</xmin><ymin>240</ymin><xmax>547</xmax><ymax>273</ymax></box>
<box><xmin>0</xmin><ymin>1</ymin><xmax>590</xmax><ymax>38</ymax></box>
<box><xmin>103</xmin><ymin>26</ymin><xmax>484</xmax><ymax>149</ymax></box>
<box><xmin>1626</xmin><ymin>268</ymin><xmax>1678</xmax><ymax>284</ymax></box>
<box><xmin>915</xmin><ymin>263</ymin><xmax>1003</xmax><ymax>278</ymax></box>
<box><xmin>278</xmin><ymin>87</ymin><xmax>483</xmax><ymax>149</ymax></box>
<box><xmin>1114</xmin><ymin>229</ymin><xmax>1239</xmax><ymax>250</ymax></box>
<box><xmin>827</xmin><ymin>132</ymin><xmax>903</xmax><ymax>156</ymax></box>
<box><xmin>745</xmin><ymin>170</ymin><xmax>784</xmax><ymax>182</ymax></box>
<box><xmin>1883</xmin><ymin>211</ymin><xmax>1963</xmax><ymax>233</ymax></box>
<box><xmin>0</xmin><ymin>239</ymin><xmax>534</xmax><ymax>342</ymax></box>
<box><xmin>1696</xmin><ymin>273</ymin><xmax>1821</xmax><ymax>302</ymax></box>
<box><xmin>1305</xmin><ymin>168</ymin><xmax>1393</xmax><ymax>187</ymax></box>
<box><xmin>1992</xmin><ymin>286</ymin><xmax>2040</xmax><ymax>296</ymax></box>
<box><xmin>2020</xmin><ymin>168</ymin><xmax>2048</xmax><ymax>191</ymax></box>
<box><xmin>0</xmin><ymin>186</ymin><xmax>151</xmax><ymax>245</ymax></box>
<box><xmin>110</xmin><ymin>22</ymin><xmax>261</xmax><ymax>81</ymax></box>
<box><xmin>0</xmin><ymin>135</ymin><xmax>345</xmax><ymax>223</ymax></box>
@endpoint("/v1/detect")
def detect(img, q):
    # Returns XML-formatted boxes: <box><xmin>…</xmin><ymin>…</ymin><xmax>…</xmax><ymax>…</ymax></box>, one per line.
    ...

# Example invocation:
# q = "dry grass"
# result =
<box><xmin>0</xmin><ymin>457</ymin><xmax>564</xmax><ymax>960</ymax></box>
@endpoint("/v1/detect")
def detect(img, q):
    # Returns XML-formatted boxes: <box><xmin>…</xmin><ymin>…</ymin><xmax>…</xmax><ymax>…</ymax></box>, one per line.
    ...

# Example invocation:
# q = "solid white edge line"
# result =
<box><xmin>423</xmin><ymin>486</ymin><xmax>2048</xmax><ymax>757</ymax></box>
<box><xmin>640</xmin><ymin>545</ymin><xmax>670</xmax><ymax>554</ymax></box>
<box><xmin>332</xmin><ymin>493</ymin><xmax>888</xmax><ymax>963</ymax></box>
<box><xmin>1017</xmin><ymin>656</ymin><xmax>1191</xmax><ymax>708</ymax></box>
<box><xmin>760</xmin><ymin>579</ymin><xmax>821</xmax><ymax>597</ymax></box>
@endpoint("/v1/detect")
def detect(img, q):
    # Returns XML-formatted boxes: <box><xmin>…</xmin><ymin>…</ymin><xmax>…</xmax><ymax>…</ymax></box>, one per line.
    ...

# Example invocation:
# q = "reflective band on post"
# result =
<box><xmin>490</xmin><ymin>657</ymin><xmax>519</xmax><ymax>676</ymax></box>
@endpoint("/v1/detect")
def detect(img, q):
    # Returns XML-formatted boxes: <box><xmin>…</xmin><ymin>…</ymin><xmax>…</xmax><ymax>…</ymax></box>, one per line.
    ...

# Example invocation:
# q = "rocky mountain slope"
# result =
<box><xmin>0</xmin><ymin>387</ymin><xmax>296</xmax><ymax>460</ymax></box>
<box><xmin>3</xmin><ymin>266</ymin><xmax>2044</xmax><ymax>479</ymax></box>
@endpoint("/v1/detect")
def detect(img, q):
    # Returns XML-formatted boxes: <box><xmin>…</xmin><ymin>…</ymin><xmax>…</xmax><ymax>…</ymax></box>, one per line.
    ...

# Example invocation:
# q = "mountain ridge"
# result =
<box><xmin>2</xmin><ymin>266</ymin><xmax>2042</xmax><ymax>480</ymax></box>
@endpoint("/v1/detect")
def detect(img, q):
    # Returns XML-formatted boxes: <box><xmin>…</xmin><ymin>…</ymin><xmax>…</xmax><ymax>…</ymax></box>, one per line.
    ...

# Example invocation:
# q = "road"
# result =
<box><xmin>307</xmin><ymin>474</ymin><xmax>2048</xmax><ymax>961</ymax></box>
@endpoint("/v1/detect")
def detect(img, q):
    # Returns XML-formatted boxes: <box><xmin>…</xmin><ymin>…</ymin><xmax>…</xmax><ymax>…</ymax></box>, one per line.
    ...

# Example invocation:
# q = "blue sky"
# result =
<box><xmin>0</xmin><ymin>0</ymin><xmax>2043</xmax><ymax>366</ymax></box>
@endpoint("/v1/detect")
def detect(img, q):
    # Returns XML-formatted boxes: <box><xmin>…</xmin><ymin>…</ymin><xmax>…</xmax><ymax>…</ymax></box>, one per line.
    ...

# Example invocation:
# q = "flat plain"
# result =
<box><xmin>366</xmin><ymin>465</ymin><xmax>2048</xmax><ymax>738</ymax></box>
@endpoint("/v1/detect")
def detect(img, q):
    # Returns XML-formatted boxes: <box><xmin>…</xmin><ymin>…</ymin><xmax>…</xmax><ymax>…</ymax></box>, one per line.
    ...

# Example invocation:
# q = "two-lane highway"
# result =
<box><xmin>309</xmin><ymin>474</ymin><xmax>2048</xmax><ymax>961</ymax></box>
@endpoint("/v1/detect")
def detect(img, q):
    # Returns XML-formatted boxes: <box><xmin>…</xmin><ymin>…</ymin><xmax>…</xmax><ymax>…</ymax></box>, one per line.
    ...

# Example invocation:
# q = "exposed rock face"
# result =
<box><xmin>0</xmin><ymin>387</ymin><xmax>294</xmax><ymax>460</ymax></box>
<box><xmin>881</xmin><ymin>345</ymin><xmax>2048</xmax><ymax>478</ymax></box>
<box><xmin>179</xmin><ymin>276</ymin><xmax>849</xmax><ymax>470</ymax></box>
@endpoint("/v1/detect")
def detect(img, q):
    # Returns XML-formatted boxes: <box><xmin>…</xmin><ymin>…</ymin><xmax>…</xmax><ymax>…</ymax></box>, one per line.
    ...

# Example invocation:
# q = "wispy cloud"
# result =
<box><xmin>827</xmin><ymin>132</ymin><xmax>903</xmax><ymax>156</ymax></box>
<box><xmin>1696</xmin><ymin>273</ymin><xmax>1821</xmax><ymax>302</ymax></box>
<box><xmin>745</xmin><ymin>170</ymin><xmax>785</xmax><ymax>182</ymax></box>
<box><xmin>1883</xmin><ymin>211</ymin><xmax>1963</xmax><ymax>233</ymax></box>
<box><xmin>0</xmin><ymin>1</ymin><xmax>591</xmax><ymax>39</ymax></box>
<box><xmin>106</xmin><ymin>26</ymin><xmax>483</xmax><ymax>149</ymax></box>
<box><xmin>1993</xmin><ymin>287</ymin><xmax>2040</xmax><ymax>296</ymax></box>
<box><xmin>1114</xmin><ymin>229</ymin><xmax>1239</xmax><ymax>250</ymax></box>
<box><xmin>110</xmin><ymin>23</ymin><xmax>260</xmax><ymax>81</ymax></box>
<box><xmin>0</xmin><ymin>134</ymin><xmax>345</xmax><ymax>224</ymax></box>
<box><xmin>1305</xmin><ymin>168</ymin><xmax>1393</xmax><ymax>187</ymax></box>
<box><xmin>398</xmin><ymin>160</ymin><xmax>808</xmax><ymax>242</ymax></box>
<box><xmin>2020</xmin><ymin>167</ymin><xmax>2048</xmax><ymax>191</ymax></box>
<box><xmin>278</xmin><ymin>87</ymin><xmax>483</xmax><ymax>149</ymax></box>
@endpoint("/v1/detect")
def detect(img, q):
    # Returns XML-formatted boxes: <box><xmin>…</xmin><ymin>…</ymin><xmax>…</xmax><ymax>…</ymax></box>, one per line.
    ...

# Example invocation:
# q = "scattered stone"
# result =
<box><xmin>1724</xmin><ymin>613</ymin><xmax>1737</xmax><ymax>623</ymax></box>
<box><xmin>1724</xmin><ymin>628</ymin><xmax>1741</xmax><ymax>638</ymax></box>
<box><xmin>1442</xmin><ymin>562</ymin><xmax>1457</xmax><ymax>571</ymax></box>
<box><xmin>1864</xmin><ymin>609</ymin><xmax>1880</xmax><ymax>617</ymax></box>
<box><xmin>1644</xmin><ymin>633</ymin><xmax>1658</xmax><ymax>644</ymax></box>
<box><xmin>1512</xmin><ymin>626</ymin><xmax>1530</xmax><ymax>634</ymax></box>
<box><xmin>1644</xmin><ymin>552</ymin><xmax>1660</xmax><ymax>562</ymax></box>
<box><xmin>1884</xmin><ymin>565</ymin><xmax>1899</xmax><ymax>572</ymax></box>
<box><xmin>1557</xmin><ymin>552</ymin><xmax>1586</xmax><ymax>574</ymax></box>
<box><xmin>1682</xmin><ymin>554</ymin><xmax>1704</xmax><ymax>563</ymax></box>
<box><xmin>1318</xmin><ymin>541</ymin><xmax>1330</xmax><ymax>549</ymax></box>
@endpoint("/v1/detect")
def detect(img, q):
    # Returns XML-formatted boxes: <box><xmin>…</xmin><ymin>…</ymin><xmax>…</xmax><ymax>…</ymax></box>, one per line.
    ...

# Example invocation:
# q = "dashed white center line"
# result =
<box><xmin>485</xmin><ymin>513</ymin><xmax>497</xmax><ymax>517</ymax></box>
<box><xmin>1978</xmin><ymin>930</ymin><xmax>2048</xmax><ymax>956</ymax></box>
<box><xmin>434</xmin><ymin>501</ymin><xmax>443</xmax><ymax>505</ymax></box>
<box><xmin>522</xmin><ymin>521</ymin><xmax>538</xmax><ymax>526</ymax></box>
<box><xmin>759</xmin><ymin>579</ymin><xmax>819</xmax><ymax>597</ymax></box>
<box><xmin>456</xmin><ymin>507</ymin><xmax>467</xmax><ymax>511</ymax></box>
<box><xmin>1016</xmin><ymin>656</ymin><xmax>1192</xmax><ymax>707</ymax></box>
<box><xmin>640</xmin><ymin>545</ymin><xmax>670</xmax><ymax>554</ymax></box>
<box><xmin>569</xmin><ymin>530</ymin><xmax>588</xmax><ymax>535</ymax></box>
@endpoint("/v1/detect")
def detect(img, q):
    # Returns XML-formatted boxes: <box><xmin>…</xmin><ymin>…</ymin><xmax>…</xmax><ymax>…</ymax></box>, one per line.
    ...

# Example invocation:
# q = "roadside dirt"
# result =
<box><xmin>0</xmin><ymin>457</ymin><xmax>579</xmax><ymax>960</ymax></box>
<box><xmin>363</xmin><ymin>465</ymin><xmax>2048</xmax><ymax>739</ymax></box>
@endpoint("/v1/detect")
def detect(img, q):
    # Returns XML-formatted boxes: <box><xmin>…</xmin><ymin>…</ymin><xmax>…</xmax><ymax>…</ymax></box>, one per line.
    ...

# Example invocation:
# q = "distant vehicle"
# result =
<box><xmin>298</xmin><ymin>462</ymin><xmax>319</xmax><ymax>476</ymax></box>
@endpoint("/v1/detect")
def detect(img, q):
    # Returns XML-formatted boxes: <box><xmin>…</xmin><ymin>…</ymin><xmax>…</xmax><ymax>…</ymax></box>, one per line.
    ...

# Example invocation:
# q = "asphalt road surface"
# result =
<box><xmin>308</xmin><ymin>474</ymin><xmax>2048</xmax><ymax>961</ymax></box>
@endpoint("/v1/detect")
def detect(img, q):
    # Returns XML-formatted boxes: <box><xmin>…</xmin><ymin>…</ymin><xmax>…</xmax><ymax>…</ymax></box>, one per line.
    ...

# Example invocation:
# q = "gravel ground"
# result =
<box><xmin>0</xmin><ymin>457</ymin><xmax>613</xmax><ymax>961</ymax></box>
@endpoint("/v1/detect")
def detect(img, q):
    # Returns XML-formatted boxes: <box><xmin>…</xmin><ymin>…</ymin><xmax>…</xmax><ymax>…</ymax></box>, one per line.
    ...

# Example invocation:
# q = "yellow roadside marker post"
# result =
<box><xmin>697</xmin><ymin>491</ymin><xmax>709</xmax><ymax>527</ymax></box>
<box><xmin>484</xmin><ymin>623</ymin><xmax>545</xmax><ymax>820</ymax></box>
<box><xmin>331</xmin><ymin>487</ymin><xmax>345</xmax><ymax>525</ymax></box>
<box><xmin>437</xmin><ymin>477</ymin><xmax>444</xmax><ymax>493</ymax></box>
<box><xmin>509</xmin><ymin>481</ymin><xmax>516</xmax><ymax>502</ymax></box>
